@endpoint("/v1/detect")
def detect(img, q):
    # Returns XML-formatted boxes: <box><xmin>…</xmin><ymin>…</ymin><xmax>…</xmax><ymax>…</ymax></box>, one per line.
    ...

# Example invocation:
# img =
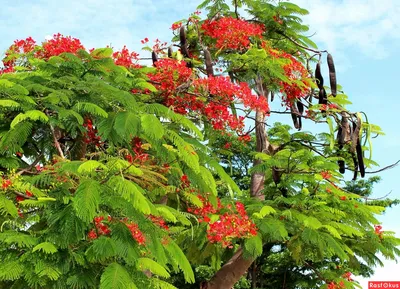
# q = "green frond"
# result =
<box><xmin>137</xmin><ymin>258</ymin><xmax>170</xmax><ymax>278</ymax></box>
<box><xmin>0</xmin><ymin>261</ymin><xmax>24</xmax><ymax>281</ymax></box>
<box><xmin>32</xmin><ymin>242</ymin><xmax>58</xmax><ymax>254</ymax></box>
<box><xmin>0</xmin><ymin>195</ymin><xmax>19</xmax><ymax>217</ymax></box>
<box><xmin>100</xmin><ymin>263</ymin><xmax>138</xmax><ymax>289</ymax></box>
<box><xmin>73</xmin><ymin>179</ymin><xmax>101</xmax><ymax>223</ymax></box>
<box><xmin>141</xmin><ymin>114</ymin><xmax>165</xmax><ymax>140</ymax></box>
<box><xmin>73</xmin><ymin>102</ymin><xmax>108</xmax><ymax>118</ymax></box>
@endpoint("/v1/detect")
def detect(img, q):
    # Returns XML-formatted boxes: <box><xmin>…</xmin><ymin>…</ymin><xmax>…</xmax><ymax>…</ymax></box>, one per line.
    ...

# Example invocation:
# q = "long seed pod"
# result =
<box><xmin>168</xmin><ymin>46</ymin><xmax>173</xmax><ymax>58</ymax></box>
<box><xmin>338</xmin><ymin>160</ymin><xmax>345</xmax><ymax>174</ymax></box>
<box><xmin>181</xmin><ymin>45</ymin><xmax>190</xmax><ymax>58</ymax></box>
<box><xmin>350</xmin><ymin>116</ymin><xmax>362</xmax><ymax>153</ymax></box>
<box><xmin>315</xmin><ymin>62</ymin><xmax>324</xmax><ymax>89</ymax></box>
<box><xmin>327</xmin><ymin>53</ymin><xmax>337</xmax><ymax>97</ymax></box>
<box><xmin>356</xmin><ymin>138</ymin><xmax>365</xmax><ymax>178</ymax></box>
<box><xmin>318</xmin><ymin>87</ymin><xmax>327</xmax><ymax>104</ymax></box>
<box><xmin>297</xmin><ymin>101</ymin><xmax>304</xmax><ymax>130</ymax></box>
<box><xmin>352</xmin><ymin>154</ymin><xmax>359</xmax><ymax>181</ymax></box>
<box><xmin>179</xmin><ymin>26</ymin><xmax>186</xmax><ymax>45</ymax></box>
<box><xmin>203</xmin><ymin>47</ymin><xmax>214</xmax><ymax>77</ymax></box>
<box><xmin>339</xmin><ymin>112</ymin><xmax>352</xmax><ymax>145</ymax></box>
<box><xmin>151</xmin><ymin>51</ymin><xmax>158</xmax><ymax>65</ymax></box>
<box><xmin>290</xmin><ymin>104</ymin><xmax>300</xmax><ymax>130</ymax></box>
<box><xmin>271</xmin><ymin>91</ymin><xmax>275</xmax><ymax>102</ymax></box>
<box><xmin>272</xmin><ymin>167</ymin><xmax>281</xmax><ymax>185</ymax></box>
<box><xmin>337</xmin><ymin>126</ymin><xmax>343</xmax><ymax>149</ymax></box>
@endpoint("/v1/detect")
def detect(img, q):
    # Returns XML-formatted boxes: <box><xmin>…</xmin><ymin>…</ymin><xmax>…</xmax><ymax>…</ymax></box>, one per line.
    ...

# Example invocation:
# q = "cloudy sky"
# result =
<box><xmin>1</xmin><ymin>0</ymin><xmax>399</xmax><ymax>286</ymax></box>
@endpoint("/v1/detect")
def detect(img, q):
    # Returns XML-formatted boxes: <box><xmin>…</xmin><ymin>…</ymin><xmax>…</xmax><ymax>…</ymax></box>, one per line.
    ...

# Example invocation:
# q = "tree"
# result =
<box><xmin>0</xmin><ymin>1</ymin><xmax>399</xmax><ymax>289</ymax></box>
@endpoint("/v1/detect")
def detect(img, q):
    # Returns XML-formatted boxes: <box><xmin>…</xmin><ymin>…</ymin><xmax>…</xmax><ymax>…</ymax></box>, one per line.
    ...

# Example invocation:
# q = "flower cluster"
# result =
<box><xmin>112</xmin><ymin>45</ymin><xmax>141</xmax><ymax>69</ymax></box>
<box><xmin>39</xmin><ymin>33</ymin><xmax>85</xmax><ymax>59</ymax></box>
<box><xmin>188</xmin><ymin>196</ymin><xmax>257</xmax><ymax>248</ymax></box>
<box><xmin>374</xmin><ymin>225</ymin><xmax>383</xmax><ymax>239</ymax></box>
<box><xmin>125</xmin><ymin>221</ymin><xmax>146</xmax><ymax>245</ymax></box>
<box><xmin>201</xmin><ymin>17</ymin><xmax>264</xmax><ymax>50</ymax></box>
<box><xmin>149</xmin><ymin>215</ymin><xmax>169</xmax><ymax>230</ymax></box>
<box><xmin>269</xmin><ymin>49</ymin><xmax>310</xmax><ymax>104</ymax></box>
<box><xmin>1</xmin><ymin>178</ymin><xmax>12</xmax><ymax>190</ymax></box>
<box><xmin>16</xmin><ymin>190</ymin><xmax>33</xmax><ymax>202</ymax></box>
<box><xmin>327</xmin><ymin>281</ymin><xmax>345</xmax><ymax>289</ymax></box>
<box><xmin>87</xmin><ymin>216</ymin><xmax>112</xmax><ymax>240</ymax></box>
<box><xmin>125</xmin><ymin>136</ymin><xmax>149</xmax><ymax>164</ymax></box>
<box><xmin>83</xmin><ymin>118</ymin><xmax>102</xmax><ymax>147</ymax></box>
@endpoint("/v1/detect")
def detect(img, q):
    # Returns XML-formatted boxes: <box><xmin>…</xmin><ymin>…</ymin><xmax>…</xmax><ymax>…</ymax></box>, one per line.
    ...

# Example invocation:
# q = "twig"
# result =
<box><xmin>49</xmin><ymin>124</ymin><xmax>65</xmax><ymax>159</ymax></box>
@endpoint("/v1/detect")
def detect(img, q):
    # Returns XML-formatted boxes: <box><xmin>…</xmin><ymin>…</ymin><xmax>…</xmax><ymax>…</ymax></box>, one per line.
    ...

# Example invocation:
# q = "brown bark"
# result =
<box><xmin>203</xmin><ymin>78</ymin><xmax>276</xmax><ymax>289</ymax></box>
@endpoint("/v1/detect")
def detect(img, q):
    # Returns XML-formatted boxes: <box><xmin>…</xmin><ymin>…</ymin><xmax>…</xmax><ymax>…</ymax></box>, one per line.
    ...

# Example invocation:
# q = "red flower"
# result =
<box><xmin>340</xmin><ymin>196</ymin><xmax>346</xmax><ymax>201</ymax></box>
<box><xmin>321</xmin><ymin>171</ymin><xmax>332</xmax><ymax>180</ymax></box>
<box><xmin>87</xmin><ymin>229</ymin><xmax>98</xmax><ymax>240</ymax></box>
<box><xmin>1</xmin><ymin>179</ymin><xmax>12</xmax><ymax>190</ymax></box>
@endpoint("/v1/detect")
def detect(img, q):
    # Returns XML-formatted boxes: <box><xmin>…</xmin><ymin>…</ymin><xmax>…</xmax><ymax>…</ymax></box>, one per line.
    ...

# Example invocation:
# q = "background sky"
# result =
<box><xmin>1</xmin><ymin>0</ymin><xmax>399</xmax><ymax>287</ymax></box>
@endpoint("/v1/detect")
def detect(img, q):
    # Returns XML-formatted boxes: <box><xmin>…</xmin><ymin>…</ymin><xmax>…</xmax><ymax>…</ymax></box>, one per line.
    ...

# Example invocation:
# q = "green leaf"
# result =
<box><xmin>78</xmin><ymin>160</ymin><xmax>107</xmax><ymax>174</ymax></box>
<box><xmin>73</xmin><ymin>179</ymin><xmax>101</xmax><ymax>223</ymax></box>
<box><xmin>10</xmin><ymin>110</ymin><xmax>49</xmax><ymax>128</ymax></box>
<box><xmin>0</xmin><ymin>195</ymin><xmax>19</xmax><ymax>217</ymax></box>
<box><xmin>141</xmin><ymin>114</ymin><xmax>165</xmax><ymax>140</ymax></box>
<box><xmin>100</xmin><ymin>263</ymin><xmax>137</xmax><ymax>289</ymax></box>
<box><xmin>244</xmin><ymin>235</ymin><xmax>263</xmax><ymax>257</ymax></box>
<box><xmin>137</xmin><ymin>258</ymin><xmax>170</xmax><ymax>278</ymax></box>
<box><xmin>33</xmin><ymin>242</ymin><xmax>58</xmax><ymax>254</ymax></box>
<box><xmin>0</xmin><ymin>99</ymin><xmax>20</xmax><ymax>108</ymax></box>
<box><xmin>91</xmin><ymin>48</ymin><xmax>114</xmax><ymax>58</ymax></box>
<box><xmin>0</xmin><ymin>260</ymin><xmax>24</xmax><ymax>281</ymax></box>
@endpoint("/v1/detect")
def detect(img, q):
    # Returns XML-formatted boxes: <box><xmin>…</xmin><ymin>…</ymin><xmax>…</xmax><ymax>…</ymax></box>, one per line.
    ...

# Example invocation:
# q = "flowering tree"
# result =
<box><xmin>0</xmin><ymin>1</ymin><xmax>399</xmax><ymax>289</ymax></box>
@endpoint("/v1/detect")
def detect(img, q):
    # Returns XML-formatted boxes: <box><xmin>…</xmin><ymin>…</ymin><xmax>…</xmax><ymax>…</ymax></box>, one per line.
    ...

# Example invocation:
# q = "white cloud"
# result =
<box><xmin>292</xmin><ymin>0</ymin><xmax>400</xmax><ymax>60</ymax></box>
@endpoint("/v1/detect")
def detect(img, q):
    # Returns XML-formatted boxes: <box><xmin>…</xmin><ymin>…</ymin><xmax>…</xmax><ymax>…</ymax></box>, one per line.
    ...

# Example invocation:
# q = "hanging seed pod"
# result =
<box><xmin>297</xmin><ymin>101</ymin><xmax>304</xmax><ymax>115</ymax></box>
<box><xmin>168</xmin><ymin>46</ymin><xmax>173</xmax><ymax>58</ymax></box>
<box><xmin>338</xmin><ymin>112</ymin><xmax>352</xmax><ymax>145</ymax></box>
<box><xmin>318</xmin><ymin>87</ymin><xmax>327</xmax><ymax>105</ymax></box>
<box><xmin>203</xmin><ymin>47</ymin><xmax>214</xmax><ymax>77</ymax></box>
<box><xmin>179</xmin><ymin>26</ymin><xmax>187</xmax><ymax>45</ymax></box>
<box><xmin>327</xmin><ymin>53</ymin><xmax>337</xmax><ymax>97</ymax></box>
<box><xmin>151</xmin><ymin>51</ymin><xmax>158</xmax><ymax>65</ymax></box>
<box><xmin>271</xmin><ymin>91</ymin><xmax>275</xmax><ymax>102</ymax></box>
<box><xmin>272</xmin><ymin>167</ymin><xmax>281</xmax><ymax>185</ymax></box>
<box><xmin>181</xmin><ymin>45</ymin><xmax>190</xmax><ymax>58</ymax></box>
<box><xmin>337</xmin><ymin>126</ymin><xmax>343</xmax><ymax>149</ymax></box>
<box><xmin>356</xmin><ymin>139</ymin><xmax>365</xmax><ymax>178</ymax></box>
<box><xmin>352</xmin><ymin>154</ymin><xmax>359</xmax><ymax>181</ymax></box>
<box><xmin>315</xmin><ymin>62</ymin><xmax>324</xmax><ymax>89</ymax></box>
<box><xmin>290</xmin><ymin>104</ymin><xmax>300</xmax><ymax>130</ymax></box>
<box><xmin>350</xmin><ymin>116</ymin><xmax>362</xmax><ymax>154</ymax></box>
<box><xmin>338</xmin><ymin>160</ymin><xmax>345</xmax><ymax>174</ymax></box>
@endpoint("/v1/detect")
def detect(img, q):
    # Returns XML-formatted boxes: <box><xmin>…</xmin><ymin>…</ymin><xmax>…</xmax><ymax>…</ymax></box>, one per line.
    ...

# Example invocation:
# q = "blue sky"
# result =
<box><xmin>1</xmin><ymin>0</ymin><xmax>399</xmax><ymax>286</ymax></box>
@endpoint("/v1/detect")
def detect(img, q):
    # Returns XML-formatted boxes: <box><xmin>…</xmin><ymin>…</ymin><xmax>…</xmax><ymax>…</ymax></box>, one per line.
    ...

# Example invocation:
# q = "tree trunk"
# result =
<box><xmin>203</xmin><ymin>78</ymin><xmax>275</xmax><ymax>289</ymax></box>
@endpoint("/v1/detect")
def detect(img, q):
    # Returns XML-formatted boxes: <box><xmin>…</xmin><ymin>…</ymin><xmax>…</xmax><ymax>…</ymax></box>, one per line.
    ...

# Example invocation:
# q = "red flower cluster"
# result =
<box><xmin>87</xmin><ymin>216</ymin><xmax>112</xmax><ymax>240</ymax></box>
<box><xmin>207</xmin><ymin>202</ymin><xmax>258</xmax><ymax>248</ymax></box>
<box><xmin>16</xmin><ymin>190</ymin><xmax>33</xmax><ymax>202</ymax></box>
<box><xmin>125</xmin><ymin>137</ymin><xmax>149</xmax><ymax>164</ymax></box>
<box><xmin>2</xmin><ymin>37</ymin><xmax>36</xmax><ymax>68</ymax></box>
<box><xmin>112</xmin><ymin>45</ymin><xmax>141</xmax><ymax>68</ymax></box>
<box><xmin>188</xmin><ymin>197</ymin><xmax>257</xmax><ymax>248</ymax></box>
<box><xmin>321</xmin><ymin>171</ymin><xmax>332</xmax><ymax>180</ymax></box>
<box><xmin>40</xmin><ymin>33</ymin><xmax>85</xmax><ymax>59</ymax></box>
<box><xmin>269</xmin><ymin>49</ymin><xmax>310</xmax><ymax>104</ymax></box>
<box><xmin>83</xmin><ymin>118</ymin><xmax>102</xmax><ymax>147</ymax></box>
<box><xmin>171</xmin><ymin>22</ymin><xmax>182</xmax><ymax>30</ymax></box>
<box><xmin>201</xmin><ymin>17</ymin><xmax>264</xmax><ymax>50</ymax></box>
<box><xmin>374</xmin><ymin>225</ymin><xmax>383</xmax><ymax>239</ymax></box>
<box><xmin>125</xmin><ymin>221</ymin><xmax>146</xmax><ymax>245</ymax></box>
<box><xmin>149</xmin><ymin>215</ymin><xmax>169</xmax><ymax>230</ymax></box>
<box><xmin>342</xmin><ymin>272</ymin><xmax>353</xmax><ymax>282</ymax></box>
<box><xmin>1</xmin><ymin>179</ymin><xmax>12</xmax><ymax>190</ymax></box>
<box><xmin>327</xmin><ymin>281</ymin><xmax>345</xmax><ymax>289</ymax></box>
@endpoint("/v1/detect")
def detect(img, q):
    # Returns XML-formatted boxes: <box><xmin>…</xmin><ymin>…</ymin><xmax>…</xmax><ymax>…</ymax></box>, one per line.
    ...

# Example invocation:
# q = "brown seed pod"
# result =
<box><xmin>350</xmin><ymin>116</ymin><xmax>362</xmax><ymax>154</ymax></box>
<box><xmin>179</xmin><ymin>26</ymin><xmax>187</xmax><ymax>45</ymax></box>
<box><xmin>338</xmin><ymin>112</ymin><xmax>352</xmax><ymax>146</ymax></box>
<box><xmin>318</xmin><ymin>87</ymin><xmax>327</xmax><ymax>105</ymax></box>
<box><xmin>181</xmin><ymin>45</ymin><xmax>190</xmax><ymax>58</ymax></box>
<box><xmin>271</xmin><ymin>91</ymin><xmax>275</xmax><ymax>102</ymax></box>
<box><xmin>168</xmin><ymin>46</ymin><xmax>173</xmax><ymax>58</ymax></box>
<box><xmin>352</xmin><ymin>154</ymin><xmax>359</xmax><ymax>181</ymax></box>
<box><xmin>290</xmin><ymin>104</ymin><xmax>300</xmax><ymax>130</ymax></box>
<box><xmin>203</xmin><ymin>47</ymin><xmax>214</xmax><ymax>77</ymax></box>
<box><xmin>297</xmin><ymin>101</ymin><xmax>304</xmax><ymax>115</ymax></box>
<box><xmin>338</xmin><ymin>160</ymin><xmax>345</xmax><ymax>174</ymax></box>
<box><xmin>272</xmin><ymin>167</ymin><xmax>281</xmax><ymax>185</ymax></box>
<box><xmin>151</xmin><ymin>51</ymin><xmax>158</xmax><ymax>65</ymax></box>
<box><xmin>356</xmin><ymin>139</ymin><xmax>365</xmax><ymax>178</ymax></box>
<box><xmin>327</xmin><ymin>53</ymin><xmax>337</xmax><ymax>97</ymax></box>
<box><xmin>315</xmin><ymin>62</ymin><xmax>324</xmax><ymax>89</ymax></box>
